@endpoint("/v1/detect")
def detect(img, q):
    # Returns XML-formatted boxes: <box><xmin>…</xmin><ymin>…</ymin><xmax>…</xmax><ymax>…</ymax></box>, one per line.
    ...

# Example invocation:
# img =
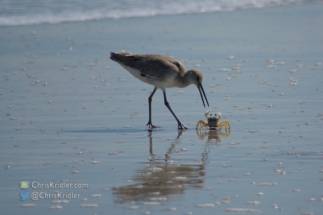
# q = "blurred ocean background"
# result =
<box><xmin>1</xmin><ymin>0</ymin><xmax>322</xmax><ymax>26</ymax></box>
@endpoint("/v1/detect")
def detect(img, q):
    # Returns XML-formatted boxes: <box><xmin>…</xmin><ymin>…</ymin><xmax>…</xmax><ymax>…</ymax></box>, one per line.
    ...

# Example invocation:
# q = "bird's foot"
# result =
<box><xmin>178</xmin><ymin>123</ymin><xmax>188</xmax><ymax>130</ymax></box>
<box><xmin>147</xmin><ymin>122</ymin><xmax>160</xmax><ymax>130</ymax></box>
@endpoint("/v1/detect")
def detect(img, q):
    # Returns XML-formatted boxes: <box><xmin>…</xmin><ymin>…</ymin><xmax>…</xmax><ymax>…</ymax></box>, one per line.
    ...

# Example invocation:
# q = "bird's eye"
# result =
<box><xmin>196</xmin><ymin>76</ymin><xmax>200</xmax><ymax>81</ymax></box>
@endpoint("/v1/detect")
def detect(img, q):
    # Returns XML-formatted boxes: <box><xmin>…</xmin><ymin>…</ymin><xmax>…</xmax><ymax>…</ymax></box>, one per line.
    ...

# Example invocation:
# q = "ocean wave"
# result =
<box><xmin>0</xmin><ymin>0</ymin><xmax>317</xmax><ymax>26</ymax></box>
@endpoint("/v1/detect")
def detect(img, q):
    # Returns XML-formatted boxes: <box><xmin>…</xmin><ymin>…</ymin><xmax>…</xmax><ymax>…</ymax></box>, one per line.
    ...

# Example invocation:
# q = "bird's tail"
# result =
<box><xmin>110</xmin><ymin>50</ymin><xmax>132</xmax><ymax>61</ymax></box>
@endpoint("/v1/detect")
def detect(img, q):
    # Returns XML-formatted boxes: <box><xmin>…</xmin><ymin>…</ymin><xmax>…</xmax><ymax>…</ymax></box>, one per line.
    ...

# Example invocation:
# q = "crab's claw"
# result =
<box><xmin>204</xmin><ymin>110</ymin><xmax>211</xmax><ymax>118</ymax></box>
<box><xmin>214</xmin><ymin>112</ymin><xmax>221</xmax><ymax>119</ymax></box>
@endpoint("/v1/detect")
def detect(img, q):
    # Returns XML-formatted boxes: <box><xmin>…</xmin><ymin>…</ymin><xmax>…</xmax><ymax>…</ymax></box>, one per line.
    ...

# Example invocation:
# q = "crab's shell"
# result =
<box><xmin>207</xmin><ymin>117</ymin><xmax>219</xmax><ymax>128</ymax></box>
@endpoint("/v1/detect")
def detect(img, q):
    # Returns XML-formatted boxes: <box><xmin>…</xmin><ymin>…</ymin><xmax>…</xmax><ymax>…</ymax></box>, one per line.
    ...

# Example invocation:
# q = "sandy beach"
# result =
<box><xmin>1</xmin><ymin>3</ymin><xmax>323</xmax><ymax>215</ymax></box>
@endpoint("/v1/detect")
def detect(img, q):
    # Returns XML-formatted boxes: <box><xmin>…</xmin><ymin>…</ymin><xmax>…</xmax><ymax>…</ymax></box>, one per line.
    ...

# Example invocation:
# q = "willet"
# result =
<box><xmin>110</xmin><ymin>51</ymin><xmax>209</xmax><ymax>129</ymax></box>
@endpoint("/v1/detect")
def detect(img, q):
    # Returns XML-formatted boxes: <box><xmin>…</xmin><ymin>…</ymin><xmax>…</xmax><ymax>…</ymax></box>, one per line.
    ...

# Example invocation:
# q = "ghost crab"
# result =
<box><xmin>196</xmin><ymin>111</ymin><xmax>230</xmax><ymax>131</ymax></box>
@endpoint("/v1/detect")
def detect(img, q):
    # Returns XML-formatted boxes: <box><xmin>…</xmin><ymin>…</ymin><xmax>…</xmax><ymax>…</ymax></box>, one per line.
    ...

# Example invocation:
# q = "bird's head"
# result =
<box><xmin>186</xmin><ymin>69</ymin><xmax>209</xmax><ymax>108</ymax></box>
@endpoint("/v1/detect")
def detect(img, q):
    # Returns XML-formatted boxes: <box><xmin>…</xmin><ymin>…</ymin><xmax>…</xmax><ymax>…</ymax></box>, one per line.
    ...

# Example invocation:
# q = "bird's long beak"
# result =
<box><xmin>198</xmin><ymin>84</ymin><xmax>209</xmax><ymax>107</ymax></box>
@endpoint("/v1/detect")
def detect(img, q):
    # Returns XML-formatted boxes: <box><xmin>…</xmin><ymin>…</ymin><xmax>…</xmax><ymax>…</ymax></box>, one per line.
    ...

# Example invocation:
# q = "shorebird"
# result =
<box><xmin>110</xmin><ymin>50</ymin><xmax>209</xmax><ymax>129</ymax></box>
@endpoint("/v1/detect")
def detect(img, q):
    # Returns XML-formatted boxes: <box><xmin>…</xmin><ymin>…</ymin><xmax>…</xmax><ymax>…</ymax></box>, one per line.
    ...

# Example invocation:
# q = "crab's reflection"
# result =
<box><xmin>196</xmin><ymin>127</ymin><xmax>230</xmax><ymax>144</ymax></box>
<box><xmin>113</xmin><ymin>130</ymin><xmax>207</xmax><ymax>204</ymax></box>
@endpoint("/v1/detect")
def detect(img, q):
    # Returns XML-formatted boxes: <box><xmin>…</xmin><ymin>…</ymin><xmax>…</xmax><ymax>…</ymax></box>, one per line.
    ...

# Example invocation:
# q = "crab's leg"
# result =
<box><xmin>217</xmin><ymin>120</ymin><xmax>231</xmax><ymax>130</ymax></box>
<box><xmin>196</xmin><ymin>120</ymin><xmax>208</xmax><ymax>130</ymax></box>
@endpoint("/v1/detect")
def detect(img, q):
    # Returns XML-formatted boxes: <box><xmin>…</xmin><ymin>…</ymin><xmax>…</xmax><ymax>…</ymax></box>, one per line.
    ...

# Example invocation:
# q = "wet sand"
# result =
<box><xmin>1</xmin><ymin>3</ymin><xmax>323</xmax><ymax>215</ymax></box>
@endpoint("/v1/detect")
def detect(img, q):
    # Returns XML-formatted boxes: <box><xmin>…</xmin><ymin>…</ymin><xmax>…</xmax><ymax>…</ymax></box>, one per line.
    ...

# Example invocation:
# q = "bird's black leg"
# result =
<box><xmin>162</xmin><ymin>90</ymin><xmax>188</xmax><ymax>130</ymax></box>
<box><xmin>146</xmin><ymin>87</ymin><xmax>158</xmax><ymax>129</ymax></box>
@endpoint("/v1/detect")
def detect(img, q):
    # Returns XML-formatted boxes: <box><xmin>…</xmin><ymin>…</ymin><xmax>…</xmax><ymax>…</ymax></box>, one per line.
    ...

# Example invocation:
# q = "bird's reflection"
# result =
<box><xmin>113</xmin><ymin>130</ymin><xmax>206</xmax><ymax>204</ymax></box>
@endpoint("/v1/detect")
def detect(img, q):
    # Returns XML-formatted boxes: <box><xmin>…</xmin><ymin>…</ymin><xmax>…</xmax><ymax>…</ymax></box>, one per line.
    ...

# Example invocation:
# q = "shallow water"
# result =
<box><xmin>1</xmin><ymin>4</ymin><xmax>323</xmax><ymax>215</ymax></box>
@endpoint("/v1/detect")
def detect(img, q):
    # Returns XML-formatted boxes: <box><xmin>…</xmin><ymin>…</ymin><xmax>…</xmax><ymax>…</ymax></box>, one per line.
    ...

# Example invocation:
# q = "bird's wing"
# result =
<box><xmin>110</xmin><ymin>52</ymin><xmax>186</xmax><ymax>80</ymax></box>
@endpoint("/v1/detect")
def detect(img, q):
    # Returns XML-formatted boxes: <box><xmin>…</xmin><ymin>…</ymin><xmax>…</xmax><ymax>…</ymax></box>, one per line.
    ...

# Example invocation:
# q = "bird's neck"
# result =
<box><xmin>178</xmin><ymin>71</ymin><xmax>192</xmax><ymax>88</ymax></box>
